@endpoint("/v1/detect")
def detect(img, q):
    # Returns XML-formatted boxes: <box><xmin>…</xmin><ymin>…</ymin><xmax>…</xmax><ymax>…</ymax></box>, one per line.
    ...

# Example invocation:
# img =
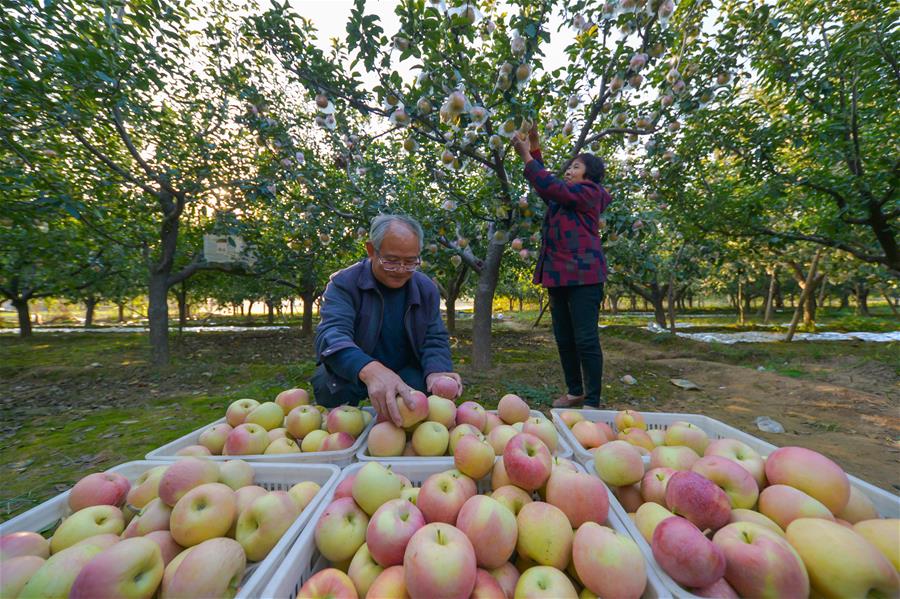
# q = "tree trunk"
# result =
<box><xmin>177</xmin><ymin>283</ymin><xmax>188</xmax><ymax>331</ymax></box>
<box><xmin>290</xmin><ymin>299</ymin><xmax>294</xmax><ymax>317</ymax></box>
<box><xmin>854</xmin><ymin>283</ymin><xmax>870</xmax><ymax>316</ymax></box>
<box><xmin>518</xmin><ymin>297</ymin><xmax>523</xmax><ymax>312</ymax></box>
<box><xmin>508</xmin><ymin>297</ymin><xmax>513</xmax><ymax>311</ymax></box>
<box><xmin>839</xmin><ymin>292</ymin><xmax>850</xmax><ymax>309</ymax></box>
<box><xmin>445</xmin><ymin>294</ymin><xmax>457</xmax><ymax>334</ymax></box>
<box><xmin>267</xmin><ymin>301</ymin><xmax>275</xmax><ymax>324</ymax></box>
<box><xmin>667</xmin><ymin>273</ymin><xmax>677</xmax><ymax>331</ymax></box>
<box><xmin>538</xmin><ymin>293</ymin><xmax>544</xmax><ymax>313</ymax></box>
<box><xmin>84</xmin><ymin>297</ymin><xmax>97</xmax><ymax>327</ymax></box>
<box><xmin>651</xmin><ymin>288</ymin><xmax>666</xmax><ymax>327</ymax></box>
<box><xmin>786</xmin><ymin>251</ymin><xmax>822</xmax><ymax>342</ymax></box>
<box><xmin>13</xmin><ymin>298</ymin><xmax>32</xmax><ymax>337</ymax></box>
<box><xmin>883</xmin><ymin>290</ymin><xmax>899</xmax><ymax>317</ymax></box>
<box><xmin>817</xmin><ymin>275</ymin><xmax>828</xmax><ymax>307</ymax></box>
<box><xmin>301</xmin><ymin>292</ymin><xmax>315</xmax><ymax>336</ymax></box>
<box><xmin>764</xmin><ymin>268</ymin><xmax>778</xmax><ymax>324</ymax></box>
<box><xmin>737</xmin><ymin>279</ymin><xmax>745</xmax><ymax>325</ymax></box>
<box><xmin>148</xmin><ymin>271</ymin><xmax>170</xmax><ymax>365</ymax></box>
<box><xmin>117</xmin><ymin>301</ymin><xmax>125</xmax><ymax>322</ymax></box>
<box><xmin>246</xmin><ymin>301</ymin><xmax>255</xmax><ymax>323</ymax></box>
<box><xmin>803</xmin><ymin>293</ymin><xmax>817</xmax><ymax>327</ymax></box>
<box><xmin>471</xmin><ymin>242</ymin><xmax>504</xmax><ymax>369</ymax></box>
<box><xmin>608</xmin><ymin>293</ymin><xmax>619</xmax><ymax>314</ymax></box>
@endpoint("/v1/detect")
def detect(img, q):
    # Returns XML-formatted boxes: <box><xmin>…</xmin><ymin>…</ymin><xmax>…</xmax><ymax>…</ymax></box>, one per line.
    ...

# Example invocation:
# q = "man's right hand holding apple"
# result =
<box><xmin>358</xmin><ymin>361</ymin><xmax>415</xmax><ymax>427</ymax></box>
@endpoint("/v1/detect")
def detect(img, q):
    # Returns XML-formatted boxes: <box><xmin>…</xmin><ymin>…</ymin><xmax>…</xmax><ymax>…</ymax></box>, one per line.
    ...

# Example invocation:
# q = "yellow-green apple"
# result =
<box><xmin>559</xmin><ymin>411</ymin><xmax>585</xmax><ymax>429</ymax></box>
<box><xmin>50</xmin><ymin>505</ymin><xmax>125</xmax><ymax>553</ymax></box>
<box><xmin>663</xmin><ymin>422</ymin><xmax>709</xmax><ymax>455</ymax></box>
<box><xmin>511</xmin><ymin>422</ymin><xmax>525</xmax><ymax>433</ymax></box>
<box><xmin>143</xmin><ymin>530</ymin><xmax>183</xmax><ymax>566</ymax></box>
<box><xmin>431</xmin><ymin>375</ymin><xmax>460</xmax><ymax>399</ymax></box>
<box><xmin>449</xmin><ymin>423</ymin><xmax>484</xmax><ymax>453</ymax></box>
<box><xmin>236</xmin><ymin>490</ymin><xmax>299</xmax><ymax>561</ymax></box>
<box><xmin>19</xmin><ymin>534</ymin><xmax>119</xmax><ymax>598</ymax></box>
<box><xmin>516</xmin><ymin>502</ymin><xmax>573</xmax><ymax>569</ymax></box>
<box><xmin>169</xmin><ymin>482</ymin><xmax>236</xmax><ymax>547</ymax></box>
<box><xmin>0</xmin><ymin>531</ymin><xmax>50</xmax><ymax>560</ymax></box>
<box><xmin>692</xmin><ymin>578</ymin><xmax>740</xmax><ymax>598</ymax></box>
<box><xmin>484</xmin><ymin>412</ymin><xmax>504</xmax><ymax>434</ymax></box>
<box><xmin>853</xmin><ymin>519</ymin><xmax>899</xmax><ymax>570</ymax></box>
<box><xmin>647</xmin><ymin>429</ymin><xmax>666</xmax><ymax>447</ymax></box>
<box><xmin>765</xmin><ymin>446</ymin><xmax>850</xmax><ymax>515</ymax></box>
<box><xmin>158</xmin><ymin>457</ymin><xmax>221</xmax><ymax>506</ymax></box>
<box><xmin>334</xmin><ymin>473</ymin><xmax>357</xmax><ymax>500</ymax></box>
<box><xmin>786</xmin><ymin>518</ymin><xmax>899</xmax><ymax>598</ymax></box>
<box><xmin>404</xmin><ymin>522</ymin><xmax>477</xmax><ymax>599</ymax></box>
<box><xmin>68</xmin><ymin>472</ymin><xmax>131</xmax><ymax>512</ymax></box>
<box><xmin>347</xmin><ymin>543</ymin><xmax>384</xmax><ymax>597</ymax></box>
<box><xmin>368</xmin><ymin>421</ymin><xmax>407</xmax><ymax>456</ymax></box>
<box><xmin>0</xmin><ymin>555</ymin><xmax>45</xmax><ymax>598</ymax></box>
<box><xmin>712</xmin><ymin>521</ymin><xmax>809</xmax><ymax>598</ymax></box>
<box><xmin>641</xmin><ymin>467</ymin><xmax>676</xmax><ymax>505</ymax></box>
<box><xmin>491</xmin><ymin>485</ymin><xmax>533</xmax><ymax>516</ymax></box>
<box><xmin>231</xmin><ymin>485</ymin><xmax>268</xmax><ymax>535</ymax></box>
<box><xmin>218</xmin><ymin>459</ymin><xmax>254</xmax><ymax>490</ymax></box>
<box><xmin>514</xmin><ymin>566</ymin><xmax>577</xmax><ymax>599</ymax></box>
<box><xmin>264</xmin><ymin>437</ymin><xmax>301</xmax><ymax>454</ymax></box>
<box><xmin>454</xmin><ymin>434</ymin><xmax>495</xmax><ymax>479</ymax></box>
<box><xmin>176</xmin><ymin>444</ymin><xmax>212</xmax><ymax>457</ymax></box>
<box><xmin>412</xmin><ymin>421</ymin><xmax>450</xmax><ymax>456</ymax></box>
<box><xmin>427</xmin><ymin>395</ymin><xmax>457</xmax><ymax>429</ymax></box>
<box><xmin>127</xmin><ymin>497</ymin><xmax>172</xmax><ymax>537</ymax></box>
<box><xmin>69</xmin><ymin>537</ymin><xmax>163</xmax><ymax>599</ymax></box>
<box><xmin>456</xmin><ymin>495</ymin><xmax>518</xmax><ymax>569</ymax></box>
<box><xmin>401</xmin><ymin>487</ymin><xmax>419</xmax><ymax>505</ymax></box>
<box><xmin>472</xmin><ymin>568</ymin><xmax>506</xmax><ymax>599</ymax></box>
<box><xmin>223</xmin><ymin>423</ymin><xmax>269</xmax><ymax>456</ymax></box>
<box><xmin>613</xmin><ymin>484</ymin><xmax>644</xmax><ymax>513</ymax></box>
<box><xmin>198</xmin><ymin>423</ymin><xmax>232</xmax><ymax>455</ymax></box>
<box><xmin>729</xmin><ymin>508</ymin><xmax>784</xmax><ymax>536</ymax></box>
<box><xmin>503</xmin><ymin>433</ymin><xmax>552</xmax><ymax>491</ymax></box>
<box><xmin>417</xmin><ymin>471</ymin><xmax>475</xmax><ymax>524</ymax></box>
<box><xmin>523</xmin><ymin>417</ymin><xmax>558</xmax><ymax>453</ymax></box>
<box><xmin>352</xmin><ymin>462</ymin><xmax>403</xmax><ymax>516</ymax></box>
<box><xmin>275</xmin><ymin>387</ymin><xmax>309</xmax><ymax>415</ymax></box>
<box><xmin>545</xmin><ymin>469</ymin><xmax>608</xmax><ymax>528</ymax></box>
<box><xmin>618</xmin><ymin>427</ymin><xmax>654</xmax><ymax>451</ymax></box>
<box><xmin>573</xmin><ymin>522</ymin><xmax>647</xmax><ymax>599</ymax></box>
<box><xmin>396</xmin><ymin>390</ymin><xmax>429</xmax><ymax>428</ymax></box>
<box><xmin>571</xmin><ymin>420</ymin><xmax>606</xmax><ymax>449</ymax></box>
<box><xmin>551</xmin><ymin>456</ymin><xmax>578</xmax><ymax>472</ymax></box>
<box><xmin>456</xmin><ymin>401</ymin><xmax>487</xmax><ymax>432</ymax></box>
<box><xmin>444</xmin><ymin>469</ymin><xmax>477</xmax><ymax>496</ymax></box>
<box><xmin>159</xmin><ymin>537</ymin><xmax>246</xmax><ymax>599</ymax></box>
<box><xmin>491</xmin><ymin>456</ymin><xmax>512</xmax><ymax>490</ymax></box>
<box><xmin>498</xmin><ymin>394</ymin><xmax>530</xmax><ymax>424</ymax></box>
<box><xmin>649</xmin><ymin>445</ymin><xmax>700</xmax><ymax>471</ymax></box>
<box><xmin>301</xmin><ymin>429</ymin><xmax>329</xmax><ymax>452</ymax></box>
<box><xmin>225</xmin><ymin>398</ymin><xmax>260</xmax><ymax>427</ymax></box>
<box><xmin>652</xmin><ymin>516</ymin><xmax>726</xmax><ymax>588</ymax></box>
<box><xmin>692</xmin><ymin>455</ymin><xmax>759</xmax><ymax>509</ymax></box>
<box><xmin>285</xmin><ymin>405</ymin><xmax>323</xmax><ymax>440</ymax></box>
<box><xmin>126</xmin><ymin>465</ymin><xmax>168</xmax><ymax>509</ymax></box>
<box><xmin>288</xmin><ymin>481</ymin><xmax>321</xmax><ymax>512</ymax></box>
<box><xmin>487</xmin><ymin>424</ymin><xmax>519</xmax><ymax>455</ymax></box>
<box><xmin>489</xmin><ymin>562</ymin><xmax>520</xmax><ymax>598</ymax></box>
<box><xmin>704</xmin><ymin>438</ymin><xmax>766</xmax><ymax>488</ymax></box>
<box><xmin>614</xmin><ymin>409</ymin><xmax>646</xmax><ymax>431</ymax></box>
<box><xmin>635</xmin><ymin>502</ymin><xmax>675</xmax><ymax>542</ymax></box>
<box><xmin>321</xmin><ymin>431</ymin><xmax>355</xmax><ymax>451</ymax></box>
<box><xmin>315</xmin><ymin>498</ymin><xmax>369</xmax><ymax>562</ymax></box>
<box><xmin>593</xmin><ymin>440</ymin><xmax>644</xmax><ymax>487</ymax></box>
<box><xmin>326</xmin><ymin>405</ymin><xmax>366</xmax><ymax>437</ymax></box>
<box><xmin>267</xmin><ymin>427</ymin><xmax>288</xmax><ymax>442</ymax></box>
<box><xmin>366</xmin><ymin>498</ymin><xmax>426</xmax><ymax>567</ymax></box>
<box><xmin>665</xmin><ymin>471</ymin><xmax>732</xmax><ymax>531</ymax></box>
<box><xmin>836</xmin><ymin>486</ymin><xmax>879</xmax><ymax>523</ymax></box>
<box><xmin>365</xmin><ymin>565</ymin><xmax>406</xmax><ymax>598</ymax></box>
<box><xmin>245</xmin><ymin>401</ymin><xmax>285</xmax><ymax>431</ymax></box>
<box><xmin>758</xmin><ymin>484</ymin><xmax>834</xmax><ymax>530</ymax></box>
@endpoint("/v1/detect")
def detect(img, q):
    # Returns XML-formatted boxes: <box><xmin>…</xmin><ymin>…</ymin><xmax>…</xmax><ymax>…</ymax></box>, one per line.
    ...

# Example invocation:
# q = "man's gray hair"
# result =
<box><xmin>369</xmin><ymin>214</ymin><xmax>424</xmax><ymax>252</ymax></box>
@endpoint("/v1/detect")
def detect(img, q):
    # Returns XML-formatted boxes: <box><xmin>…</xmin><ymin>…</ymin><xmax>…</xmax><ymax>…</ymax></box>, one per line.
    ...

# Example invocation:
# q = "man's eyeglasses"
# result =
<box><xmin>376</xmin><ymin>252</ymin><xmax>421</xmax><ymax>272</ymax></box>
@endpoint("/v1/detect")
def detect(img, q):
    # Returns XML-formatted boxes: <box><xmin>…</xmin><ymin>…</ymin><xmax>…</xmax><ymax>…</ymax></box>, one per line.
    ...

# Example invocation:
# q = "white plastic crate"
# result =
<box><xmin>0</xmin><ymin>460</ymin><xmax>340</xmax><ymax>599</ymax></box>
<box><xmin>357</xmin><ymin>409</ymin><xmax>573</xmax><ymax>462</ymax></box>
<box><xmin>261</xmin><ymin>460</ymin><xmax>667</xmax><ymax>599</ymax></box>
<box><xmin>145</xmin><ymin>407</ymin><xmax>375</xmax><ymax>466</ymax></box>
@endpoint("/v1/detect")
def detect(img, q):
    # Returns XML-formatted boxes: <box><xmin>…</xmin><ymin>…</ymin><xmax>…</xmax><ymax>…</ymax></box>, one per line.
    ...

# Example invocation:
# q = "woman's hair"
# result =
<box><xmin>575</xmin><ymin>153</ymin><xmax>606</xmax><ymax>183</ymax></box>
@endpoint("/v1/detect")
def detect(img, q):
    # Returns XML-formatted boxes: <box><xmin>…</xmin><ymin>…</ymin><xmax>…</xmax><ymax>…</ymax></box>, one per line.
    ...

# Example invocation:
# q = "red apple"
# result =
<box><xmin>502</xmin><ymin>433</ymin><xmax>552</xmax><ymax>491</ymax></box>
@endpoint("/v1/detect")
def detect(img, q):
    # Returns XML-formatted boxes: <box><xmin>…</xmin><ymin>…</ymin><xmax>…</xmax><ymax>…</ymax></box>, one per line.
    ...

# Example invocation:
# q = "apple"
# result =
<box><xmin>198</xmin><ymin>423</ymin><xmax>233</xmax><ymax>455</ymax></box>
<box><xmin>649</xmin><ymin>445</ymin><xmax>700</xmax><ymax>471</ymax></box>
<box><xmin>456</xmin><ymin>495</ymin><xmax>518</xmax><ymax>569</ymax></box>
<box><xmin>404</xmin><ymin>522</ymin><xmax>477</xmax><ymax>599</ymax></box>
<box><xmin>614</xmin><ymin>409</ymin><xmax>646</xmax><ymax>431</ymax></box>
<box><xmin>51</xmin><ymin>505</ymin><xmax>125</xmax><ymax>553</ymax></box>
<box><xmin>0</xmin><ymin>555</ymin><xmax>45</xmax><ymax>598</ymax></box>
<box><xmin>301</xmin><ymin>429</ymin><xmax>329</xmax><ymax>452</ymax></box>
<box><xmin>593</xmin><ymin>440</ymin><xmax>644</xmax><ymax>487</ymax></box>
<box><xmin>158</xmin><ymin>457</ymin><xmax>221</xmax><ymax>506</ymax></box>
<box><xmin>159</xmin><ymin>537</ymin><xmax>245</xmax><ymax>599</ymax></box>
<box><xmin>498</xmin><ymin>394</ymin><xmax>530</xmax><ymax>424</ymax></box>
<box><xmin>352</xmin><ymin>462</ymin><xmax>403</xmax><ymax>516</ymax></box>
<box><xmin>758</xmin><ymin>484</ymin><xmax>835</xmax><ymax>530</ymax></box>
<box><xmin>641</xmin><ymin>467</ymin><xmax>676</xmax><ymax>505</ymax></box>
<box><xmin>125</xmin><ymin>465</ymin><xmax>168</xmax><ymax>509</ymax></box>
<box><xmin>837</xmin><ymin>486</ymin><xmax>880</xmax><ymax>523</ymax></box>
<box><xmin>635</xmin><ymin>502</ymin><xmax>675</xmax><ymax>542</ymax></box>
<box><xmin>786</xmin><ymin>518</ymin><xmax>899</xmax><ymax>598</ymax></box>
<box><xmin>365</xmin><ymin>497</ymin><xmax>426</xmax><ymax>567</ymax></box>
<box><xmin>397</xmin><ymin>390</ymin><xmax>430</xmax><ymax>428</ymax></box>
<box><xmin>558</xmin><ymin>411</ymin><xmax>585</xmax><ymax>429</ymax></box>
<box><xmin>765</xmin><ymin>446</ymin><xmax>850</xmax><ymax>515</ymax></box>
<box><xmin>545</xmin><ymin>469</ymin><xmax>608</xmax><ymax>528</ymax></box>
<box><xmin>522</xmin><ymin>417</ymin><xmax>558</xmax><ymax>453</ymax></box>
<box><xmin>854</xmin><ymin>519</ymin><xmax>899</xmax><ymax>571</ymax></box>
<box><xmin>225</xmin><ymin>398</ymin><xmax>259</xmax><ymax>427</ymax></box>
<box><xmin>315</xmin><ymin>497</ymin><xmax>369</xmax><ymax>562</ymax></box>
<box><xmin>444</xmin><ymin>469</ymin><xmax>477</xmax><ymax>497</ymax></box>
<box><xmin>367</xmin><ymin>421</ymin><xmax>406</xmax><ymax>457</ymax></box>
<box><xmin>417</xmin><ymin>471</ymin><xmax>475</xmax><ymax>524</ymax></box>
<box><xmin>471</xmin><ymin>568</ymin><xmax>506</xmax><ymax>599</ymax></box>
<box><xmin>705</xmin><ymin>438</ymin><xmax>766</xmax><ymax>487</ymax></box>
<box><xmin>275</xmin><ymin>387</ymin><xmax>310</xmax><ymax>414</ymax></box>
<box><xmin>264</xmin><ymin>437</ymin><xmax>301</xmax><ymax>454</ymax></box>
<box><xmin>326</xmin><ymin>405</ymin><xmax>366</xmax><ymax>437</ymax></box>
<box><xmin>487</xmin><ymin>424</ymin><xmax>519</xmax><ymax>455</ymax></box>
<box><xmin>514</xmin><ymin>566</ymin><xmax>577</xmax><ymax>599</ymax></box>
<box><xmin>729</xmin><ymin>508</ymin><xmax>785</xmax><ymax>536</ymax></box>
<box><xmin>68</xmin><ymin>472</ymin><xmax>131</xmax><ymax>512</ymax></box>
<box><xmin>143</xmin><ymin>531</ymin><xmax>183</xmax><ymax>566</ymax></box>
<box><xmin>0</xmin><ymin>531</ymin><xmax>50</xmax><ymax>560</ymax></box>
<box><xmin>401</xmin><ymin>487</ymin><xmax>419</xmax><ymax>505</ymax></box>
<box><xmin>618</xmin><ymin>427</ymin><xmax>655</xmax><ymax>451</ymax></box>
<box><xmin>491</xmin><ymin>456</ymin><xmax>512</xmax><ymax>490</ymax></box>
<box><xmin>516</xmin><ymin>502</ymin><xmax>573</xmax><ymax>569</ymax></box>
<box><xmin>288</xmin><ymin>481</ymin><xmax>321</xmax><ymax>512</ymax></box>
<box><xmin>490</xmin><ymin>562</ymin><xmax>520</xmax><ymax>598</ymax></box>
<box><xmin>647</xmin><ymin>429</ymin><xmax>666</xmax><ymax>447</ymax></box>
<box><xmin>169</xmin><ymin>482</ymin><xmax>236</xmax><ymax>547</ymax></box>
<box><xmin>236</xmin><ymin>490</ymin><xmax>299</xmax><ymax>561</ymax></box>
<box><xmin>573</xmin><ymin>522</ymin><xmax>647</xmax><ymax>599</ymax></box>
<box><xmin>692</xmin><ymin>455</ymin><xmax>759</xmax><ymax>509</ymax></box>
<box><xmin>334</xmin><ymin>473</ymin><xmax>357</xmax><ymax>500</ymax></box>
<box><xmin>347</xmin><ymin>543</ymin><xmax>384</xmax><ymax>597</ymax></box>
<box><xmin>449</xmin><ymin>423</ymin><xmax>484</xmax><ymax>453</ymax></box>
<box><xmin>365</xmin><ymin>565</ymin><xmax>407</xmax><ymax>598</ymax></box>
<box><xmin>245</xmin><ymin>401</ymin><xmax>286</xmax><ymax>431</ymax></box>
<box><xmin>613</xmin><ymin>484</ymin><xmax>644</xmax><ymax>513</ymax></box>
<box><xmin>286</xmin><ymin>405</ymin><xmax>323</xmax><ymax>440</ymax></box>
<box><xmin>431</xmin><ymin>375</ymin><xmax>460</xmax><ymax>399</ymax></box>
<box><xmin>456</xmin><ymin>401</ymin><xmax>487</xmax><ymax>432</ymax></box>
<box><xmin>19</xmin><ymin>535</ymin><xmax>120</xmax><ymax>598</ymax></box>
<box><xmin>128</xmin><ymin>497</ymin><xmax>172</xmax><ymax>536</ymax></box>
<box><xmin>503</xmin><ymin>433</ymin><xmax>552</xmax><ymax>491</ymax></box>
<box><xmin>412</xmin><ymin>421</ymin><xmax>450</xmax><ymax>456</ymax></box>
<box><xmin>484</xmin><ymin>412</ymin><xmax>504</xmax><ymax>434</ymax></box>
<box><xmin>652</xmin><ymin>516</ymin><xmax>726</xmax><ymax>588</ymax></box>
<box><xmin>664</xmin><ymin>422</ymin><xmax>710</xmax><ymax>455</ymax></box>
<box><xmin>454</xmin><ymin>434</ymin><xmax>495</xmax><ymax>479</ymax></box>
<box><xmin>491</xmin><ymin>485</ymin><xmax>533</xmax><ymax>516</ymax></box>
<box><xmin>223</xmin><ymin>423</ymin><xmax>270</xmax><ymax>456</ymax></box>
<box><xmin>665</xmin><ymin>470</ymin><xmax>732</xmax><ymax>532</ymax></box>
<box><xmin>427</xmin><ymin>395</ymin><xmax>457</xmax><ymax>428</ymax></box>
<box><xmin>321</xmin><ymin>431</ymin><xmax>355</xmax><ymax>451</ymax></box>
<box><xmin>712</xmin><ymin>521</ymin><xmax>809</xmax><ymax>598</ymax></box>
<box><xmin>571</xmin><ymin>420</ymin><xmax>606</xmax><ymax>449</ymax></box>
<box><xmin>218</xmin><ymin>459</ymin><xmax>254</xmax><ymax>490</ymax></box>
<box><xmin>692</xmin><ymin>578</ymin><xmax>741</xmax><ymax>598</ymax></box>
<box><xmin>69</xmin><ymin>537</ymin><xmax>163</xmax><ymax>599</ymax></box>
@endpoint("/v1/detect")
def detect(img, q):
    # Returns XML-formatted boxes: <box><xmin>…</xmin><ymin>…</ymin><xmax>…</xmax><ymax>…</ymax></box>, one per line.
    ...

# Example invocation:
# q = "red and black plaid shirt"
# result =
<box><xmin>525</xmin><ymin>150</ymin><xmax>612</xmax><ymax>288</ymax></box>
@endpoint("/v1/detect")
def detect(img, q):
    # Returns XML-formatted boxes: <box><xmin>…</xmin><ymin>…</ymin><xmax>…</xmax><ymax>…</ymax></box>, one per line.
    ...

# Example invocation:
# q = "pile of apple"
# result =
<box><xmin>559</xmin><ymin>409</ymin><xmax>900</xmax><ymax>598</ymax></box>
<box><xmin>298</xmin><ymin>431</ymin><xmax>650</xmax><ymax>599</ymax></box>
<box><xmin>179</xmin><ymin>388</ymin><xmax>372</xmax><ymax>456</ymax></box>
<box><xmin>366</xmin><ymin>392</ymin><xmax>564</xmax><ymax>459</ymax></box>
<box><xmin>0</xmin><ymin>457</ymin><xmax>322</xmax><ymax>599</ymax></box>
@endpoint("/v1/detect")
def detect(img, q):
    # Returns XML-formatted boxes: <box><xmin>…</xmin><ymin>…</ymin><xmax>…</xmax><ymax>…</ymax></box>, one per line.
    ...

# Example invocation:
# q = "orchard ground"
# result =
<box><xmin>1</xmin><ymin>307</ymin><xmax>898</xmax><ymax>521</ymax></box>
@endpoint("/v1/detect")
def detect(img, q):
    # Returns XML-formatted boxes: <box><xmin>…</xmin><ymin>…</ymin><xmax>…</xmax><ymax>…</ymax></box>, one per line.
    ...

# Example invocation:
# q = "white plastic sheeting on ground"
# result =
<box><xmin>674</xmin><ymin>331</ymin><xmax>900</xmax><ymax>344</ymax></box>
<box><xmin>0</xmin><ymin>325</ymin><xmax>292</xmax><ymax>335</ymax></box>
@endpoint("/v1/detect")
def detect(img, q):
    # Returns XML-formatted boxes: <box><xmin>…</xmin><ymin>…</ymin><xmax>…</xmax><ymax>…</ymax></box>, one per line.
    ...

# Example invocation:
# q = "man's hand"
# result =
<box><xmin>426</xmin><ymin>372</ymin><xmax>464</xmax><ymax>399</ymax></box>
<box><xmin>359</xmin><ymin>361</ymin><xmax>413</xmax><ymax>427</ymax></box>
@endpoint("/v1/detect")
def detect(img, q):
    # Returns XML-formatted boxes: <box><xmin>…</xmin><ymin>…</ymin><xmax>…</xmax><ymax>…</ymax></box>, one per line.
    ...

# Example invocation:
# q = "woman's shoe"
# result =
<box><xmin>552</xmin><ymin>393</ymin><xmax>586</xmax><ymax>408</ymax></box>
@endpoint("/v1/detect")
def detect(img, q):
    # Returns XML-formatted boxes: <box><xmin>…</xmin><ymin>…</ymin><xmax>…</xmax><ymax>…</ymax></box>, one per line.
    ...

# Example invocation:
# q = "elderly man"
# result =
<box><xmin>311</xmin><ymin>214</ymin><xmax>462</xmax><ymax>426</ymax></box>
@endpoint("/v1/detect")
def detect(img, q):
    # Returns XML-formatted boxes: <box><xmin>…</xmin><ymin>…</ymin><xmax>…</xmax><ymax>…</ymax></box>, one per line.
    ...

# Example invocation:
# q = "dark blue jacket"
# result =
<box><xmin>314</xmin><ymin>259</ymin><xmax>454</xmax><ymax>395</ymax></box>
